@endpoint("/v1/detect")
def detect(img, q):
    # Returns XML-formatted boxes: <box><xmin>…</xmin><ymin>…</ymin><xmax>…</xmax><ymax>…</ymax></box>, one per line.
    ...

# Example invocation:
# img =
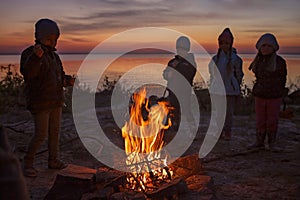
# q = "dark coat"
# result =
<box><xmin>165</xmin><ymin>54</ymin><xmax>196</xmax><ymax>87</ymax></box>
<box><xmin>252</xmin><ymin>55</ymin><xmax>287</xmax><ymax>99</ymax></box>
<box><xmin>20</xmin><ymin>45</ymin><xmax>66</xmax><ymax>113</ymax></box>
<box><xmin>163</xmin><ymin>54</ymin><xmax>196</xmax><ymax>108</ymax></box>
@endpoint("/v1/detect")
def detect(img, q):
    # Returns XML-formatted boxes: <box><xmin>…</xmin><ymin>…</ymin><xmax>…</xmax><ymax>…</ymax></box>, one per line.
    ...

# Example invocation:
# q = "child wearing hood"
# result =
<box><xmin>248</xmin><ymin>33</ymin><xmax>287</xmax><ymax>151</ymax></box>
<box><xmin>163</xmin><ymin>36</ymin><xmax>197</xmax><ymax>136</ymax></box>
<box><xmin>209</xmin><ymin>28</ymin><xmax>244</xmax><ymax>140</ymax></box>
<box><xmin>20</xmin><ymin>18</ymin><xmax>74</xmax><ymax>177</ymax></box>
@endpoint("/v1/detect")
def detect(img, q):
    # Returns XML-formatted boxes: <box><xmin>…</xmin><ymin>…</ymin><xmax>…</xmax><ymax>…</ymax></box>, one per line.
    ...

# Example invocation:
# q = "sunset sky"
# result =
<box><xmin>1</xmin><ymin>0</ymin><xmax>299</xmax><ymax>54</ymax></box>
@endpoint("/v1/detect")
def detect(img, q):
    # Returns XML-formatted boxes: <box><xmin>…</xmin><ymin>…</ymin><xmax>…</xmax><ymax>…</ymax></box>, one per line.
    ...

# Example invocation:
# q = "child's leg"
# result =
<box><xmin>254</xmin><ymin>97</ymin><xmax>267</xmax><ymax>145</ymax></box>
<box><xmin>24</xmin><ymin>110</ymin><xmax>49</xmax><ymax>167</ymax></box>
<box><xmin>266</xmin><ymin>98</ymin><xmax>282</xmax><ymax>144</ymax></box>
<box><xmin>48</xmin><ymin>107</ymin><xmax>62</xmax><ymax>161</ymax></box>
<box><xmin>255</xmin><ymin>97</ymin><xmax>267</xmax><ymax>133</ymax></box>
<box><xmin>211</xmin><ymin>94</ymin><xmax>226</xmax><ymax>132</ymax></box>
<box><xmin>223</xmin><ymin>95</ymin><xmax>237</xmax><ymax>134</ymax></box>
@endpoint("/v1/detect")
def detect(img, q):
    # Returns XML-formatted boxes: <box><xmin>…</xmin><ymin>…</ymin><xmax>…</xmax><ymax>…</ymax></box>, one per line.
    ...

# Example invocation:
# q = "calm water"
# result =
<box><xmin>1</xmin><ymin>53</ymin><xmax>299</xmax><ymax>93</ymax></box>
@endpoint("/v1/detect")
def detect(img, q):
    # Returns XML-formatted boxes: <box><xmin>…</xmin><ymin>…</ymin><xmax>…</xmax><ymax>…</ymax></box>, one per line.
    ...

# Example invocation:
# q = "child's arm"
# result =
<box><xmin>234</xmin><ymin>56</ymin><xmax>244</xmax><ymax>85</ymax></box>
<box><xmin>208</xmin><ymin>56</ymin><xmax>217</xmax><ymax>86</ymax></box>
<box><xmin>20</xmin><ymin>45</ymin><xmax>43</xmax><ymax>79</ymax></box>
<box><xmin>277</xmin><ymin>57</ymin><xmax>287</xmax><ymax>89</ymax></box>
<box><xmin>56</xmin><ymin>54</ymin><xmax>75</xmax><ymax>87</ymax></box>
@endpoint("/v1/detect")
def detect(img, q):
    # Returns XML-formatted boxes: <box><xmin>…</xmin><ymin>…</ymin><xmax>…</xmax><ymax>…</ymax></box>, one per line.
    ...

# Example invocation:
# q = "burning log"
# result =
<box><xmin>45</xmin><ymin>161</ymin><xmax>214</xmax><ymax>199</ymax></box>
<box><xmin>121</xmin><ymin>88</ymin><xmax>174</xmax><ymax>192</ymax></box>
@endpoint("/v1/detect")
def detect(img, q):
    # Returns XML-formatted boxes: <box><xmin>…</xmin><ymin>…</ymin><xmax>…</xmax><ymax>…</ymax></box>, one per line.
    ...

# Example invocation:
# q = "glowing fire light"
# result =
<box><xmin>122</xmin><ymin>88</ymin><xmax>173</xmax><ymax>192</ymax></box>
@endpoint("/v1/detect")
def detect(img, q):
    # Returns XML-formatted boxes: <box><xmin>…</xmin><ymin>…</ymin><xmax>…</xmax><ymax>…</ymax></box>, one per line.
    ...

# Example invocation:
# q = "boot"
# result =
<box><xmin>23</xmin><ymin>135</ymin><xmax>43</xmax><ymax>177</ymax></box>
<box><xmin>223</xmin><ymin>130</ymin><xmax>231</xmax><ymax>141</ymax></box>
<box><xmin>48</xmin><ymin>146</ymin><xmax>67</xmax><ymax>169</ymax></box>
<box><xmin>248</xmin><ymin>131</ymin><xmax>265</xmax><ymax>150</ymax></box>
<box><xmin>48</xmin><ymin>159</ymin><xmax>68</xmax><ymax>169</ymax></box>
<box><xmin>266</xmin><ymin>132</ymin><xmax>280</xmax><ymax>152</ymax></box>
<box><xmin>48</xmin><ymin>132</ymin><xmax>67</xmax><ymax>169</ymax></box>
<box><xmin>23</xmin><ymin>156</ymin><xmax>37</xmax><ymax>177</ymax></box>
<box><xmin>220</xmin><ymin>130</ymin><xmax>231</xmax><ymax>140</ymax></box>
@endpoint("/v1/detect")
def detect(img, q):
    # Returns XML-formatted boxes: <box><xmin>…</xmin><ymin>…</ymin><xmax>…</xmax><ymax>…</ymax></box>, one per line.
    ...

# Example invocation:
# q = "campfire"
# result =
<box><xmin>45</xmin><ymin>89</ymin><xmax>213</xmax><ymax>200</ymax></box>
<box><xmin>121</xmin><ymin>88</ymin><xmax>174</xmax><ymax>192</ymax></box>
<box><xmin>46</xmin><ymin>88</ymin><xmax>212</xmax><ymax>200</ymax></box>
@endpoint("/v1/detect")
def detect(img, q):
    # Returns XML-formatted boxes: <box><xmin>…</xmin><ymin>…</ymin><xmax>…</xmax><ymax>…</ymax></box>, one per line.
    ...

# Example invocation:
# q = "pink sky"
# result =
<box><xmin>1</xmin><ymin>0</ymin><xmax>299</xmax><ymax>54</ymax></box>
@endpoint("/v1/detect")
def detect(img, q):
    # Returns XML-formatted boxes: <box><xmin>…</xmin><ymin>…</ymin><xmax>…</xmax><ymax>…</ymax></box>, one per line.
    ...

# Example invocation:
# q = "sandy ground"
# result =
<box><xmin>1</xmin><ymin>106</ymin><xmax>299</xmax><ymax>200</ymax></box>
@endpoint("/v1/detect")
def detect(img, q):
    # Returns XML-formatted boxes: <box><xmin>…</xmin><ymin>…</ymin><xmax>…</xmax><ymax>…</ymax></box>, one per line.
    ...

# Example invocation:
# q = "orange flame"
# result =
<box><xmin>122</xmin><ymin>88</ymin><xmax>171</xmax><ymax>156</ymax></box>
<box><xmin>121</xmin><ymin>88</ymin><xmax>173</xmax><ymax>191</ymax></box>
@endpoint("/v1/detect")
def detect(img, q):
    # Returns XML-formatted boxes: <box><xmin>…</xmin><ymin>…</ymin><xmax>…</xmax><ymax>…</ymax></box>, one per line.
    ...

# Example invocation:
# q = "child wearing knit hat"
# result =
<box><xmin>20</xmin><ymin>18</ymin><xmax>74</xmax><ymax>177</ymax></box>
<box><xmin>208</xmin><ymin>28</ymin><xmax>244</xmax><ymax>140</ymax></box>
<box><xmin>248</xmin><ymin>33</ymin><xmax>287</xmax><ymax>151</ymax></box>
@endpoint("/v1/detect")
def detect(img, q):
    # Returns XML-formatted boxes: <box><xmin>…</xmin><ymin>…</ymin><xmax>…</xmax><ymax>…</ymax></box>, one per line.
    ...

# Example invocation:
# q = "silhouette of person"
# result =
<box><xmin>163</xmin><ymin>36</ymin><xmax>197</xmax><ymax>136</ymax></box>
<box><xmin>0</xmin><ymin>125</ymin><xmax>30</xmax><ymax>200</ymax></box>
<box><xmin>20</xmin><ymin>18</ymin><xmax>74</xmax><ymax>177</ymax></box>
<box><xmin>248</xmin><ymin>33</ymin><xmax>287</xmax><ymax>151</ymax></box>
<box><xmin>208</xmin><ymin>28</ymin><xmax>244</xmax><ymax>140</ymax></box>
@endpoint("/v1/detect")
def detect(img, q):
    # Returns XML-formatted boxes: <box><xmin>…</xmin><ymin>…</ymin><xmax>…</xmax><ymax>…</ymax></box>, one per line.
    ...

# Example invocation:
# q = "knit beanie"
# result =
<box><xmin>256</xmin><ymin>33</ymin><xmax>279</xmax><ymax>51</ymax></box>
<box><xmin>176</xmin><ymin>36</ymin><xmax>190</xmax><ymax>51</ymax></box>
<box><xmin>218</xmin><ymin>28</ymin><xmax>234</xmax><ymax>46</ymax></box>
<box><xmin>35</xmin><ymin>18</ymin><xmax>60</xmax><ymax>41</ymax></box>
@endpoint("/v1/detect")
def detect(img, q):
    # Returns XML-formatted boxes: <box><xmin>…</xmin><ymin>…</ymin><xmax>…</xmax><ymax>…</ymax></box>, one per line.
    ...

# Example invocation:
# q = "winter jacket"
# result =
<box><xmin>163</xmin><ymin>54</ymin><xmax>197</xmax><ymax>112</ymax></box>
<box><xmin>20</xmin><ymin>44</ymin><xmax>66</xmax><ymax>113</ymax></box>
<box><xmin>252</xmin><ymin>55</ymin><xmax>287</xmax><ymax>99</ymax></box>
<box><xmin>209</xmin><ymin>50</ymin><xmax>243</xmax><ymax>96</ymax></box>
<box><xmin>164</xmin><ymin>54</ymin><xmax>196</xmax><ymax>87</ymax></box>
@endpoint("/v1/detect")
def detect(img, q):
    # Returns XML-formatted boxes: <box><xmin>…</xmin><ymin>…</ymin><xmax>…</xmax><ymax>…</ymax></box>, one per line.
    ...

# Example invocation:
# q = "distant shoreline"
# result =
<box><xmin>1</xmin><ymin>52</ymin><xmax>300</xmax><ymax>56</ymax></box>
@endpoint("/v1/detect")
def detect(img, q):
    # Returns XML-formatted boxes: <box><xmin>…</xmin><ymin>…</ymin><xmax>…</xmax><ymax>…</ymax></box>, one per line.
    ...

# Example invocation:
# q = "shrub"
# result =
<box><xmin>0</xmin><ymin>64</ymin><xmax>24</xmax><ymax>113</ymax></box>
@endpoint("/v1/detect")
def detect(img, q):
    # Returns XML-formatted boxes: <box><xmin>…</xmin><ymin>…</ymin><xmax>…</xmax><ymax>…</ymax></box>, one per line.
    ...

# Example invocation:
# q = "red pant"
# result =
<box><xmin>255</xmin><ymin>97</ymin><xmax>282</xmax><ymax>133</ymax></box>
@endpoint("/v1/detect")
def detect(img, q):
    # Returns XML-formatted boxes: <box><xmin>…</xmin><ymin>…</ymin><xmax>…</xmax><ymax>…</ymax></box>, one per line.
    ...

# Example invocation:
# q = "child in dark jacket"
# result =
<box><xmin>163</xmin><ymin>36</ymin><xmax>197</xmax><ymax>135</ymax></box>
<box><xmin>20</xmin><ymin>18</ymin><xmax>74</xmax><ymax>177</ymax></box>
<box><xmin>248</xmin><ymin>33</ymin><xmax>287</xmax><ymax>151</ymax></box>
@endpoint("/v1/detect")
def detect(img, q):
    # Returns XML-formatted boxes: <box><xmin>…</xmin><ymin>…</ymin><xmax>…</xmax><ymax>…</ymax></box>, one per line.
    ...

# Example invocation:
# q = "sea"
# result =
<box><xmin>1</xmin><ymin>53</ymin><xmax>299</xmax><ymax>95</ymax></box>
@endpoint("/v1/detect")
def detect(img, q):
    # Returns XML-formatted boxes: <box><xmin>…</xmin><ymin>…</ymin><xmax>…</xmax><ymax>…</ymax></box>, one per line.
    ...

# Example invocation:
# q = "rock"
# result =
<box><xmin>146</xmin><ymin>178</ymin><xmax>188</xmax><ymax>200</ymax></box>
<box><xmin>95</xmin><ymin>167</ymin><xmax>125</xmax><ymax>185</ymax></box>
<box><xmin>110</xmin><ymin>192</ymin><xmax>125</xmax><ymax>200</ymax></box>
<box><xmin>185</xmin><ymin>175</ymin><xmax>213</xmax><ymax>193</ymax></box>
<box><xmin>170</xmin><ymin>154</ymin><xmax>205</xmax><ymax>178</ymax></box>
<box><xmin>59</xmin><ymin>164</ymin><xmax>96</xmax><ymax>179</ymax></box>
<box><xmin>81</xmin><ymin>187</ymin><xmax>114</xmax><ymax>200</ymax></box>
<box><xmin>45</xmin><ymin>164</ymin><xmax>96</xmax><ymax>200</ymax></box>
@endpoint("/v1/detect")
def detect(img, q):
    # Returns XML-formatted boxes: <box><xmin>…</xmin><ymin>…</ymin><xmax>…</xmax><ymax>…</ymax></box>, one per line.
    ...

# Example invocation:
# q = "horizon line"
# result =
<box><xmin>1</xmin><ymin>51</ymin><xmax>300</xmax><ymax>55</ymax></box>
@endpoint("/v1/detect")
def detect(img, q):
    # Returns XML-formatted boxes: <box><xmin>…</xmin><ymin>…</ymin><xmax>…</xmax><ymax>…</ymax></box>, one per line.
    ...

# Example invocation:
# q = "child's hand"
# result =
<box><xmin>69</xmin><ymin>77</ymin><xmax>75</xmax><ymax>86</ymax></box>
<box><xmin>63</xmin><ymin>75</ymin><xmax>76</xmax><ymax>87</ymax></box>
<box><xmin>163</xmin><ymin>67</ymin><xmax>173</xmax><ymax>80</ymax></box>
<box><xmin>33</xmin><ymin>44</ymin><xmax>44</xmax><ymax>58</ymax></box>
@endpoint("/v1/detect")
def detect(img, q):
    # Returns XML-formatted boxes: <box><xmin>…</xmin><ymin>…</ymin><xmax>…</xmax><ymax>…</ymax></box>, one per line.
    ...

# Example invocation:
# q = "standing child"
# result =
<box><xmin>20</xmin><ymin>18</ymin><xmax>74</xmax><ymax>177</ymax></box>
<box><xmin>163</xmin><ymin>36</ymin><xmax>197</xmax><ymax>135</ymax></box>
<box><xmin>248</xmin><ymin>33</ymin><xmax>287</xmax><ymax>151</ymax></box>
<box><xmin>209</xmin><ymin>28</ymin><xmax>244</xmax><ymax>140</ymax></box>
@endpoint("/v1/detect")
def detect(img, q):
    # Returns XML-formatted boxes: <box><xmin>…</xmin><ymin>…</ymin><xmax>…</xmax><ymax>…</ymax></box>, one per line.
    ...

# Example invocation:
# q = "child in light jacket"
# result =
<box><xmin>209</xmin><ymin>28</ymin><xmax>244</xmax><ymax>140</ymax></box>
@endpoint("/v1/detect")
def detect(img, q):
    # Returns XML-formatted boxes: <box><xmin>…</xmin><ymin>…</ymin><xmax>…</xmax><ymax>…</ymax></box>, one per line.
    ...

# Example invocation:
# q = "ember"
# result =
<box><xmin>121</xmin><ymin>88</ymin><xmax>173</xmax><ymax>192</ymax></box>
